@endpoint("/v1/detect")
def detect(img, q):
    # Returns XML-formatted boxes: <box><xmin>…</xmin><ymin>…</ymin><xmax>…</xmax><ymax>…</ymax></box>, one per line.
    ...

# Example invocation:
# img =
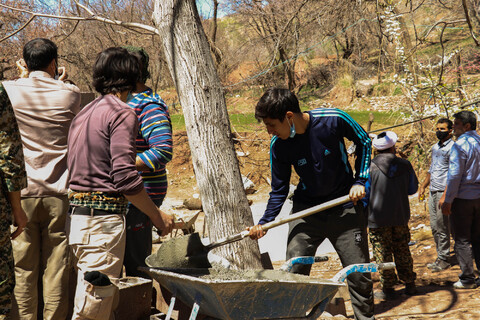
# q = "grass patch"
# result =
<box><xmin>372</xmin><ymin>81</ymin><xmax>403</xmax><ymax>96</ymax></box>
<box><xmin>393</xmin><ymin>87</ymin><xmax>403</xmax><ymax>96</ymax></box>
<box><xmin>171</xmin><ymin>113</ymin><xmax>260</xmax><ymax>132</ymax></box>
<box><xmin>346</xmin><ymin>110</ymin><xmax>402</xmax><ymax>129</ymax></box>
<box><xmin>171</xmin><ymin>110</ymin><xmax>402</xmax><ymax>132</ymax></box>
<box><xmin>339</xmin><ymin>74</ymin><xmax>354</xmax><ymax>88</ymax></box>
<box><xmin>229</xmin><ymin>113</ymin><xmax>259</xmax><ymax>131</ymax></box>
<box><xmin>170</xmin><ymin>114</ymin><xmax>186</xmax><ymax>131</ymax></box>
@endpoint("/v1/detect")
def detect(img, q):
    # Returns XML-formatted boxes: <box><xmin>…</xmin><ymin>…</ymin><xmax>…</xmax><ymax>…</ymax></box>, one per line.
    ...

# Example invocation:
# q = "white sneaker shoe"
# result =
<box><xmin>453</xmin><ymin>280</ymin><xmax>477</xmax><ymax>289</ymax></box>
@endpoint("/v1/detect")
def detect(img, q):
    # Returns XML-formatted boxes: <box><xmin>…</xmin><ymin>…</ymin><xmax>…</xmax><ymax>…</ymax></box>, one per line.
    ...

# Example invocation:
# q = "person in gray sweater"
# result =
<box><xmin>368</xmin><ymin>131</ymin><xmax>419</xmax><ymax>300</ymax></box>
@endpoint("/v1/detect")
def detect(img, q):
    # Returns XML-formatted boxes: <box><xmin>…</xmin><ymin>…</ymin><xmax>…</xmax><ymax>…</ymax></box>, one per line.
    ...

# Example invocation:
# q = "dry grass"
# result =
<box><xmin>411</xmin><ymin>227</ymin><xmax>434</xmax><ymax>242</ymax></box>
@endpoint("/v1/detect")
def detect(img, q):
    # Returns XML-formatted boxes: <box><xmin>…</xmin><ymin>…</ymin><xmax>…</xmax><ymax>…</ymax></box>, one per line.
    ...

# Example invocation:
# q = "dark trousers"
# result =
<box><xmin>369</xmin><ymin>226</ymin><xmax>416</xmax><ymax>289</ymax></box>
<box><xmin>451</xmin><ymin>198</ymin><xmax>480</xmax><ymax>284</ymax></box>
<box><xmin>286</xmin><ymin>201</ymin><xmax>374</xmax><ymax>320</ymax></box>
<box><xmin>124</xmin><ymin>198</ymin><xmax>163</xmax><ymax>278</ymax></box>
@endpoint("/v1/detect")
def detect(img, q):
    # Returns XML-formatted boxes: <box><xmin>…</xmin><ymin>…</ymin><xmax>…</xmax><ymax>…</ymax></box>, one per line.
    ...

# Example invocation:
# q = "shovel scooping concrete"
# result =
<box><xmin>147</xmin><ymin>194</ymin><xmax>351</xmax><ymax>269</ymax></box>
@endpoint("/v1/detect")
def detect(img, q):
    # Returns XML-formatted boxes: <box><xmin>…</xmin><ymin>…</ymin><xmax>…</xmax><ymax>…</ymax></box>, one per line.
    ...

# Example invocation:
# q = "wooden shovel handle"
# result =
<box><xmin>261</xmin><ymin>195</ymin><xmax>352</xmax><ymax>231</ymax></box>
<box><xmin>206</xmin><ymin>195</ymin><xmax>351</xmax><ymax>251</ymax></box>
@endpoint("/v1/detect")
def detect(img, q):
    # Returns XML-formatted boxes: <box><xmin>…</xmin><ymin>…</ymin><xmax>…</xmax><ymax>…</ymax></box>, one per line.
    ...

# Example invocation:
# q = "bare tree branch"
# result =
<box><xmin>266</xmin><ymin>0</ymin><xmax>310</xmax><ymax>69</ymax></box>
<box><xmin>0</xmin><ymin>14</ymin><xmax>35</xmax><ymax>42</ymax></box>
<box><xmin>0</xmin><ymin>2</ymin><xmax>159</xmax><ymax>42</ymax></box>
<box><xmin>461</xmin><ymin>0</ymin><xmax>480</xmax><ymax>46</ymax></box>
<box><xmin>435</xmin><ymin>0</ymin><xmax>453</xmax><ymax>10</ymax></box>
<box><xmin>421</xmin><ymin>19</ymin><xmax>466</xmax><ymax>40</ymax></box>
<box><xmin>57</xmin><ymin>20</ymin><xmax>80</xmax><ymax>43</ymax></box>
<box><xmin>437</xmin><ymin>23</ymin><xmax>447</xmax><ymax>85</ymax></box>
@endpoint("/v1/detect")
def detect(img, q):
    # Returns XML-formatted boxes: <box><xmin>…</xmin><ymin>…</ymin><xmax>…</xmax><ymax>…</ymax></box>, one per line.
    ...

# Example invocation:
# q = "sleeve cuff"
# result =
<box><xmin>353</xmin><ymin>178</ymin><xmax>367</xmax><ymax>187</ymax></box>
<box><xmin>5</xmin><ymin>177</ymin><xmax>27</xmax><ymax>192</ymax></box>
<box><xmin>258</xmin><ymin>216</ymin><xmax>273</xmax><ymax>225</ymax></box>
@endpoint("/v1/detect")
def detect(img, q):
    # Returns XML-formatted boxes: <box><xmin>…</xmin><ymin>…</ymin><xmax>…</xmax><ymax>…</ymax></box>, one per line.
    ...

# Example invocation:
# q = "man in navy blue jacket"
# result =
<box><xmin>249</xmin><ymin>88</ymin><xmax>373</xmax><ymax>320</ymax></box>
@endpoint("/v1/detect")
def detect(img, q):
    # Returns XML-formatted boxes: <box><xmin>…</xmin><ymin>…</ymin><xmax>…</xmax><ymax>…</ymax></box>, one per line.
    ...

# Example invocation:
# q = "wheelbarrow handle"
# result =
<box><xmin>261</xmin><ymin>195</ymin><xmax>351</xmax><ymax>231</ymax></box>
<box><xmin>331</xmin><ymin>262</ymin><xmax>396</xmax><ymax>283</ymax></box>
<box><xmin>280</xmin><ymin>256</ymin><xmax>329</xmax><ymax>272</ymax></box>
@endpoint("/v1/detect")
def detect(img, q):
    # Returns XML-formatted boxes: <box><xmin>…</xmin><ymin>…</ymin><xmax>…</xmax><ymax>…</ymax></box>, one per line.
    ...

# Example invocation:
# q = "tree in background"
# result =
<box><xmin>0</xmin><ymin>0</ymin><xmax>263</xmax><ymax>269</ymax></box>
<box><xmin>229</xmin><ymin>0</ymin><xmax>314</xmax><ymax>91</ymax></box>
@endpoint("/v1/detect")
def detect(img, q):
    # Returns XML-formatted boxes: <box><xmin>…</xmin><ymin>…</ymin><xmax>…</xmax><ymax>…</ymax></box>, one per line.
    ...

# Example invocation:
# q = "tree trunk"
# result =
<box><xmin>152</xmin><ymin>0</ymin><xmax>262</xmax><ymax>270</ymax></box>
<box><xmin>211</xmin><ymin>0</ymin><xmax>218</xmax><ymax>44</ymax></box>
<box><xmin>392</xmin><ymin>6</ymin><xmax>418</xmax><ymax>84</ymax></box>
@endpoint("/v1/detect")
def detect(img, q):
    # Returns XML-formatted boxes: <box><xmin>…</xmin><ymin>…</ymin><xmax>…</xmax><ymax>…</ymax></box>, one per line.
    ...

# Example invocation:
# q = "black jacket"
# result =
<box><xmin>367</xmin><ymin>153</ymin><xmax>418</xmax><ymax>228</ymax></box>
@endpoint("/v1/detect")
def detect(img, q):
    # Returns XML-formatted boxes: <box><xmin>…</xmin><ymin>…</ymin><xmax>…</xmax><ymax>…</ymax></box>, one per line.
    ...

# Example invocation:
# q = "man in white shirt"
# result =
<box><xmin>3</xmin><ymin>38</ymin><xmax>81</xmax><ymax>320</ymax></box>
<box><xmin>440</xmin><ymin>111</ymin><xmax>480</xmax><ymax>289</ymax></box>
<box><xmin>418</xmin><ymin>118</ymin><xmax>454</xmax><ymax>272</ymax></box>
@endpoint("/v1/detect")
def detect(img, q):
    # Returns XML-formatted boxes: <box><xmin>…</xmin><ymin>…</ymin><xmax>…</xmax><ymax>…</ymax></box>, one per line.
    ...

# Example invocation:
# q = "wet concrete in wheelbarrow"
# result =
<box><xmin>146</xmin><ymin>232</ymin><xmax>318</xmax><ymax>282</ymax></box>
<box><xmin>199</xmin><ymin>265</ymin><xmax>314</xmax><ymax>281</ymax></box>
<box><xmin>147</xmin><ymin>232</ymin><xmax>327</xmax><ymax>283</ymax></box>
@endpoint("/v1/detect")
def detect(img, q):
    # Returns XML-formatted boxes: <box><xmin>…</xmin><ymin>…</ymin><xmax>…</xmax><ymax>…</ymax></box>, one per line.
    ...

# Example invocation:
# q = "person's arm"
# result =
<box><xmin>135</xmin><ymin>101</ymin><xmax>173</xmax><ymax>172</ymax></box>
<box><xmin>109</xmin><ymin>106</ymin><xmax>174</xmax><ymax>234</ymax></box>
<box><xmin>124</xmin><ymin>189</ymin><xmax>173</xmax><ymax>235</ymax></box>
<box><xmin>439</xmin><ymin>185</ymin><xmax>451</xmax><ymax>215</ymax></box>
<box><xmin>408</xmin><ymin>163</ymin><xmax>419</xmax><ymax>196</ymax></box>
<box><xmin>248</xmin><ymin>137</ymin><xmax>291</xmax><ymax>239</ymax></box>
<box><xmin>443</xmin><ymin>143</ymin><xmax>464</xmax><ymax>204</ymax></box>
<box><xmin>7</xmin><ymin>191</ymin><xmax>27</xmax><ymax>239</ymax></box>
<box><xmin>418</xmin><ymin>172</ymin><xmax>430</xmax><ymax>200</ymax></box>
<box><xmin>336</xmin><ymin>109</ymin><xmax>372</xmax><ymax>204</ymax></box>
<box><xmin>16</xmin><ymin>59</ymin><xmax>29</xmax><ymax>78</ymax></box>
<box><xmin>0</xmin><ymin>85</ymin><xmax>28</xmax><ymax>238</ymax></box>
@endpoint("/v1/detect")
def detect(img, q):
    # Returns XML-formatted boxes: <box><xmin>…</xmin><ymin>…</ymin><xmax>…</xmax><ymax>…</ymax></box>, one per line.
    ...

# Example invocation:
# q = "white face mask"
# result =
<box><xmin>288</xmin><ymin>118</ymin><xmax>296</xmax><ymax>138</ymax></box>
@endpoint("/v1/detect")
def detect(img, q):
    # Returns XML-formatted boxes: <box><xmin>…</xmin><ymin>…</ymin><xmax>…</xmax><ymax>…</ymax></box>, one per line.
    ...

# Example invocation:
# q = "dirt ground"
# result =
<box><xmin>160</xmin><ymin>130</ymin><xmax>480</xmax><ymax>320</ymax></box>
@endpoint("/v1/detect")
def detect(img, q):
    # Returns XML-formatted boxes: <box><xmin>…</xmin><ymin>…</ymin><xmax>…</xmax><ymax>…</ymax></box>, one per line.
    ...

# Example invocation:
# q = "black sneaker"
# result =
<box><xmin>431</xmin><ymin>259</ymin><xmax>450</xmax><ymax>272</ymax></box>
<box><xmin>405</xmin><ymin>282</ymin><xmax>417</xmax><ymax>295</ymax></box>
<box><xmin>374</xmin><ymin>288</ymin><xmax>397</xmax><ymax>300</ymax></box>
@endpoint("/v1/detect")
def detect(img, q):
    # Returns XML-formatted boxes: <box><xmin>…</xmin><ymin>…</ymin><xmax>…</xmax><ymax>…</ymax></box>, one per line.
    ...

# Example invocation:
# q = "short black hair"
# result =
<box><xmin>92</xmin><ymin>47</ymin><xmax>140</xmax><ymax>95</ymax></box>
<box><xmin>255</xmin><ymin>88</ymin><xmax>301</xmax><ymax>121</ymax></box>
<box><xmin>23</xmin><ymin>38</ymin><xmax>57</xmax><ymax>71</ymax></box>
<box><xmin>437</xmin><ymin>118</ymin><xmax>453</xmax><ymax>130</ymax></box>
<box><xmin>453</xmin><ymin>110</ymin><xmax>477</xmax><ymax>130</ymax></box>
<box><xmin>123</xmin><ymin>46</ymin><xmax>150</xmax><ymax>84</ymax></box>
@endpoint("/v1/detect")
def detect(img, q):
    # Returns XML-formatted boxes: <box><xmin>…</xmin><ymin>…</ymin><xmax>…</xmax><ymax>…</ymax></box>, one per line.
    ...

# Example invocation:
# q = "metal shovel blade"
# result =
<box><xmin>146</xmin><ymin>232</ymin><xmax>212</xmax><ymax>269</ymax></box>
<box><xmin>147</xmin><ymin>195</ymin><xmax>351</xmax><ymax>269</ymax></box>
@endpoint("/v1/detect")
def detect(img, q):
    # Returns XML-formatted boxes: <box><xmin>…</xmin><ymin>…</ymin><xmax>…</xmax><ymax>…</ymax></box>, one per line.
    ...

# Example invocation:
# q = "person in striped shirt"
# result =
<box><xmin>123</xmin><ymin>47</ymin><xmax>173</xmax><ymax>278</ymax></box>
<box><xmin>248</xmin><ymin>88</ymin><xmax>374</xmax><ymax>320</ymax></box>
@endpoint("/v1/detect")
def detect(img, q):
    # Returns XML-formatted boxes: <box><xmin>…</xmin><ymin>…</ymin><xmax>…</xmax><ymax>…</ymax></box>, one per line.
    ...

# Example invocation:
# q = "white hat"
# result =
<box><xmin>372</xmin><ymin>131</ymin><xmax>398</xmax><ymax>150</ymax></box>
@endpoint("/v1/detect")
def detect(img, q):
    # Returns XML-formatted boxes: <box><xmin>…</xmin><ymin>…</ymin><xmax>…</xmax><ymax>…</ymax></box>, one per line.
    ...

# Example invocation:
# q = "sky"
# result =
<box><xmin>34</xmin><ymin>0</ymin><xmax>228</xmax><ymax>19</ymax></box>
<box><xmin>196</xmin><ymin>0</ymin><xmax>229</xmax><ymax>19</ymax></box>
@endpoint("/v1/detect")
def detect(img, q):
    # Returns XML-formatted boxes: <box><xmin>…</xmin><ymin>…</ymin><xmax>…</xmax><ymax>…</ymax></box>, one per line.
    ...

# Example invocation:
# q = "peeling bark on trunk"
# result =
<box><xmin>152</xmin><ymin>0</ymin><xmax>262</xmax><ymax>269</ymax></box>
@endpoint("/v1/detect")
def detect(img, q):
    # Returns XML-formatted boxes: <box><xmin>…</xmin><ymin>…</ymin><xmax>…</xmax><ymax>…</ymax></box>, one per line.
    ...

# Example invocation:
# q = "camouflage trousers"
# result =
<box><xmin>0</xmin><ymin>223</ymin><xmax>14</xmax><ymax>318</ymax></box>
<box><xmin>369</xmin><ymin>225</ymin><xmax>416</xmax><ymax>289</ymax></box>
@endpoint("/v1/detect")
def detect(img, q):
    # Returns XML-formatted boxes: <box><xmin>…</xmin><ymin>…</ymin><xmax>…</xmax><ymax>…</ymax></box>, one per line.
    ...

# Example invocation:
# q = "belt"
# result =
<box><xmin>71</xmin><ymin>206</ymin><xmax>120</xmax><ymax>216</ymax></box>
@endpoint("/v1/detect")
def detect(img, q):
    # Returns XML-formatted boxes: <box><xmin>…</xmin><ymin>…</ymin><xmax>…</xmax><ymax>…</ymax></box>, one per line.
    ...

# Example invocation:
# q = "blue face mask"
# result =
<box><xmin>289</xmin><ymin>118</ymin><xmax>296</xmax><ymax>138</ymax></box>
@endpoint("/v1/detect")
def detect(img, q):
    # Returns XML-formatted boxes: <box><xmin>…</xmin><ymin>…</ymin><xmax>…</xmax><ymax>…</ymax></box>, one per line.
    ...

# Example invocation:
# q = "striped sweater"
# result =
<box><xmin>128</xmin><ymin>89</ymin><xmax>172</xmax><ymax>202</ymax></box>
<box><xmin>259</xmin><ymin>108</ymin><xmax>371</xmax><ymax>225</ymax></box>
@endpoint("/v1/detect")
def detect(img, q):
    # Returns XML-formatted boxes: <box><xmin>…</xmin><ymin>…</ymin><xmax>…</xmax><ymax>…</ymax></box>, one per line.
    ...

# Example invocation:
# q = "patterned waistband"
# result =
<box><xmin>68</xmin><ymin>191</ymin><xmax>128</xmax><ymax>214</ymax></box>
